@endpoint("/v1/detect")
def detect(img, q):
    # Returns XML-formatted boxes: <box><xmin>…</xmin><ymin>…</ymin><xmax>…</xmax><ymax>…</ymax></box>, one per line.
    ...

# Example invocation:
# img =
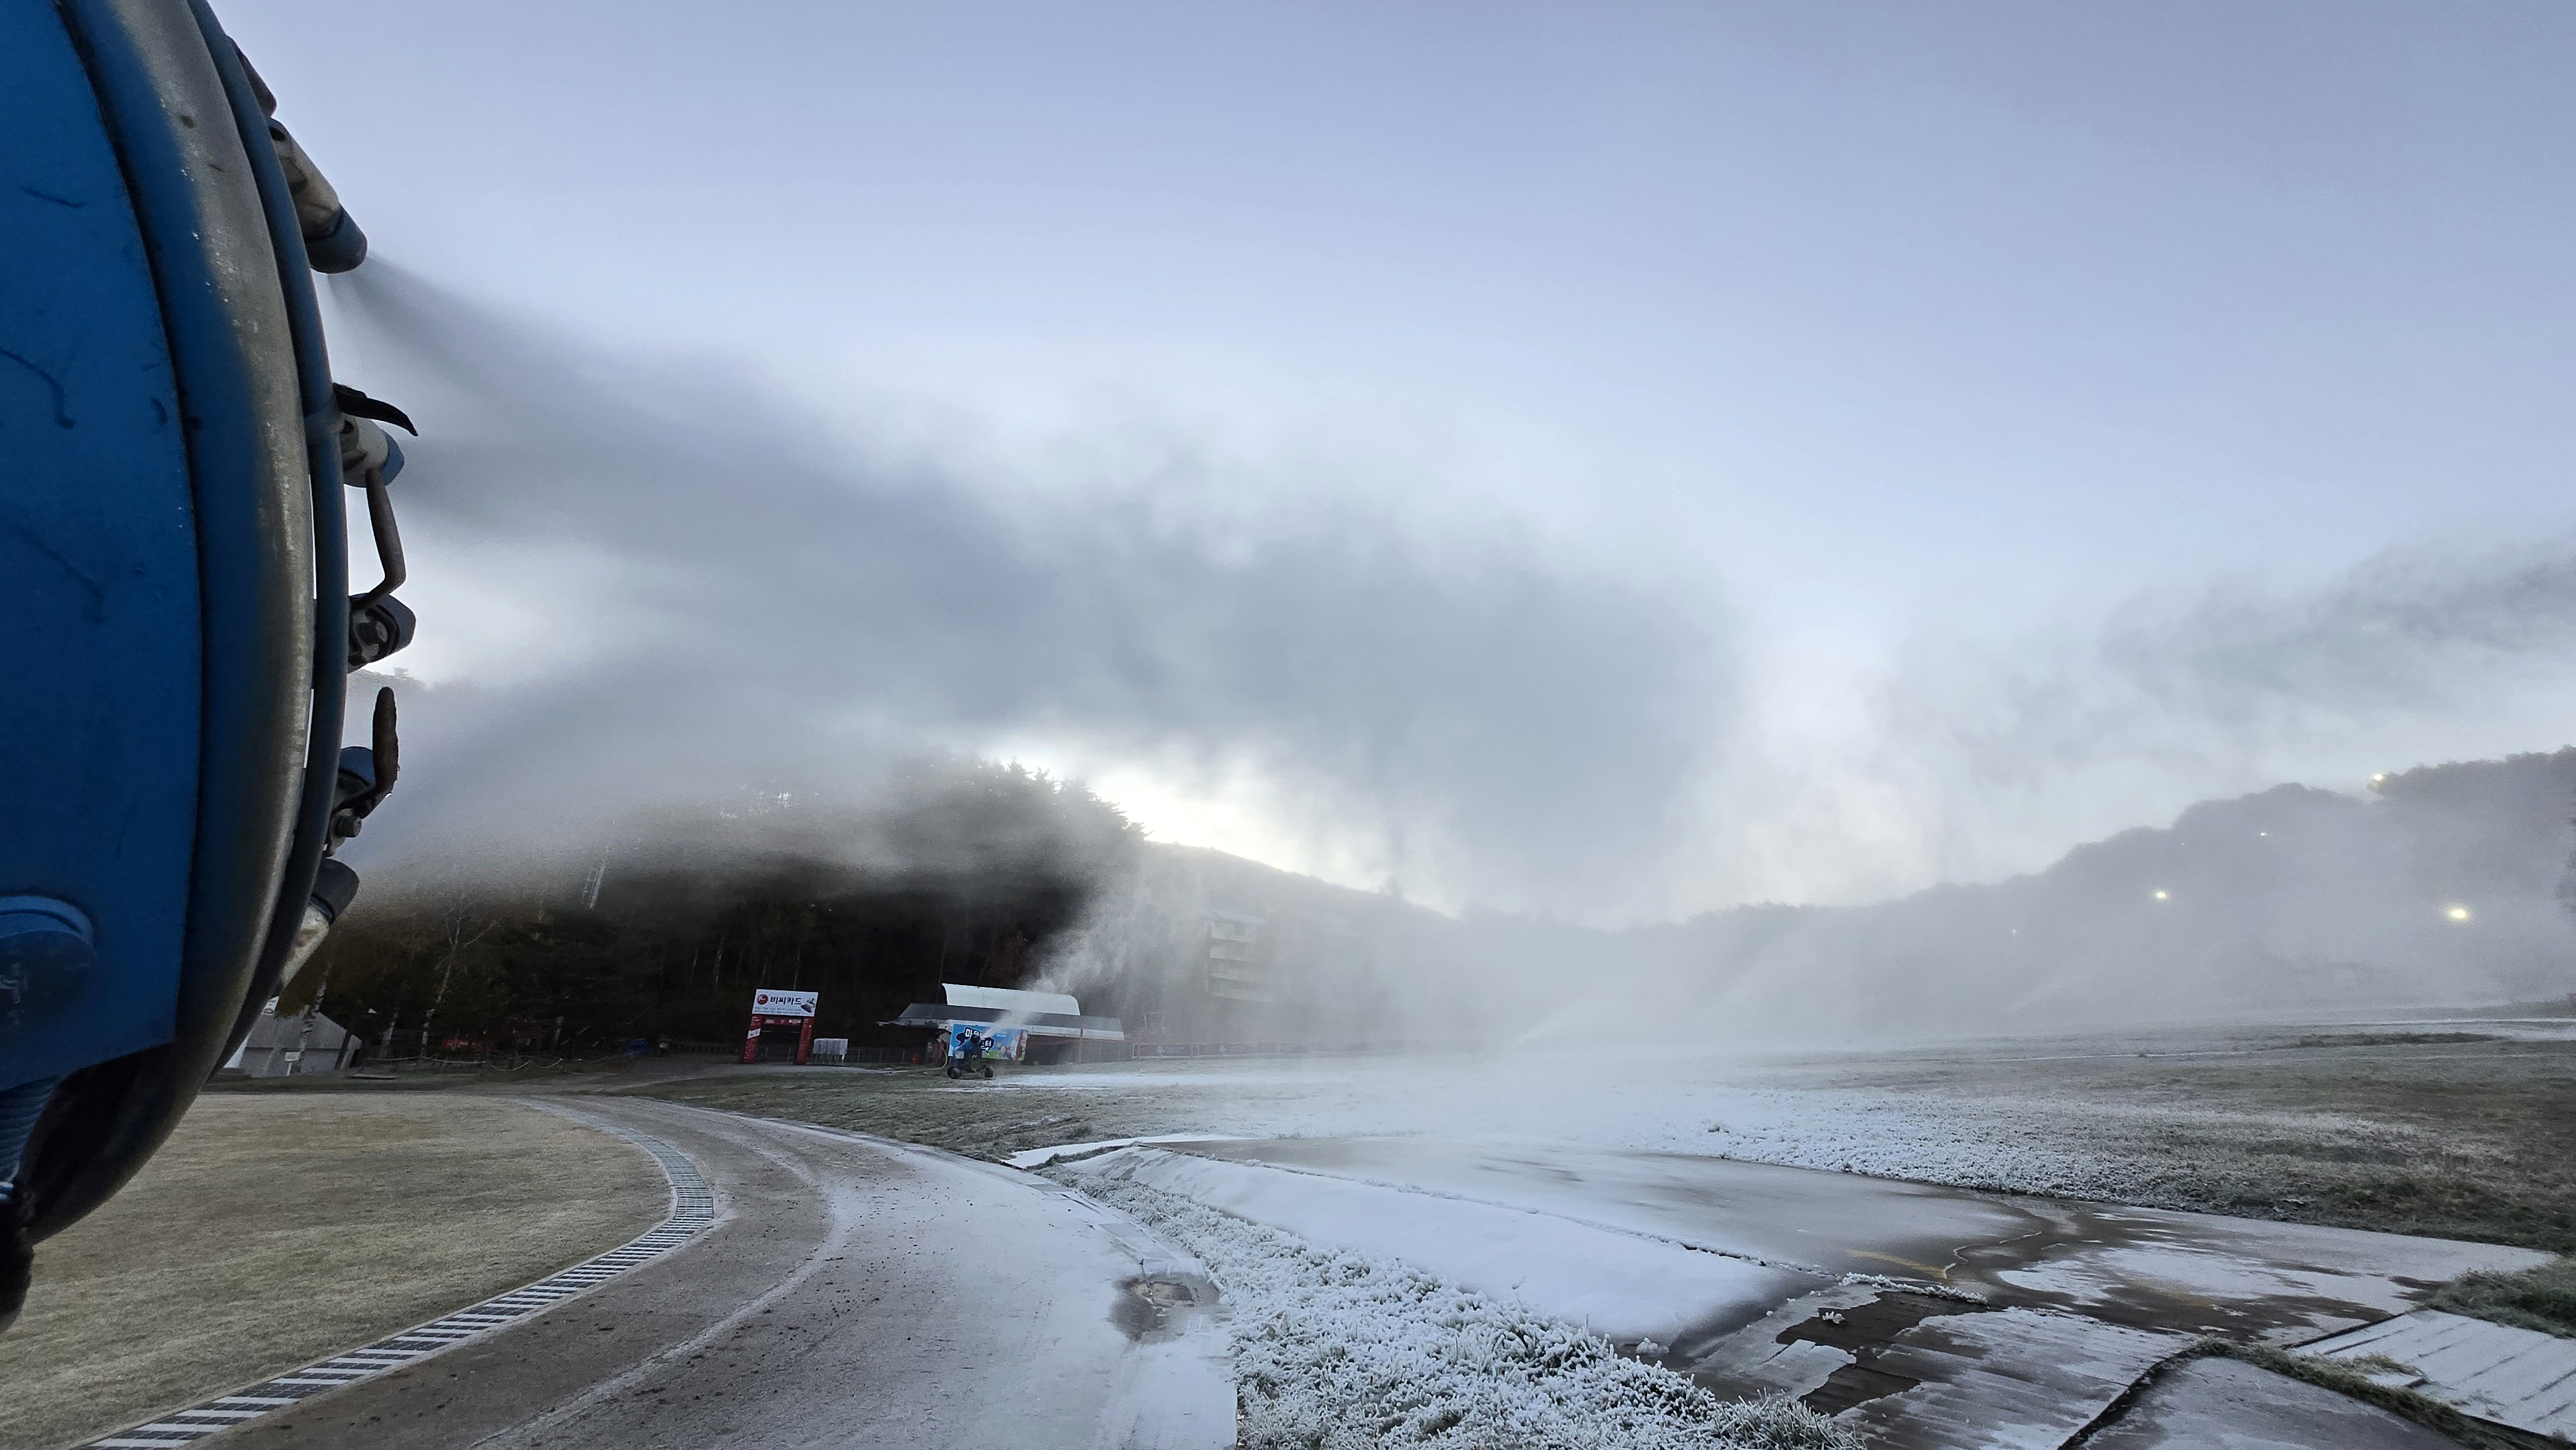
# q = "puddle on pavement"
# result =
<box><xmin>1946</xmin><ymin>1201</ymin><xmax>2412</xmax><ymax>1341</ymax></box>
<box><xmin>1110</xmin><ymin>1274</ymin><xmax>1217</xmax><ymax>1342</ymax></box>
<box><xmin>1776</xmin><ymin>1291</ymin><xmax>1995</xmax><ymax>1415</ymax></box>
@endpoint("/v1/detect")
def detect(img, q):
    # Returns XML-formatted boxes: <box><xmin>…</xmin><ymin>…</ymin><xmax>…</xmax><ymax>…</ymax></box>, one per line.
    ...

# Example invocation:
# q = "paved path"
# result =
<box><xmin>2308</xmin><ymin>1309</ymin><xmax>2576</xmax><ymax>1439</ymax></box>
<box><xmin>211</xmin><ymin>1098</ymin><xmax>1231</xmax><ymax>1450</ymax></box>
<box><xmin>2085</xmin><ymin>1358</ymin><xmax>2458</xmax><ymax>1450</ymax></box>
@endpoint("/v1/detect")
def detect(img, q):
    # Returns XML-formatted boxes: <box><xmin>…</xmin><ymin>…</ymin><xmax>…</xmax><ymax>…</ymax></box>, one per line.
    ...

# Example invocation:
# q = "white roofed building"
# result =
<box><xmin>220</xmin><ymin>998</ymin><xmax>362</xmax><ymax>1078</ymax></box>
<box><xmin>883</xmin><ymin>984</ymin><xmax>1124</xmax><ymax>1065</ymax></box>
<box><xmin>941</xmin><ymin>983</ymin><xmax>1081</xmax><ymax>1017</ymax></box>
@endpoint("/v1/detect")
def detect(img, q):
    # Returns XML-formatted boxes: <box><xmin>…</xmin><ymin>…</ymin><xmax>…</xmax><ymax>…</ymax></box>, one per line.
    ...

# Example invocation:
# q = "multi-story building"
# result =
<box><xmin>1204</xmin><ymin>909</ymin><xmax>1276</xmax><ymax>1008</ymax></box>
<box><xmin>1046</xmin><ymin>845</ymin><xmax>1452</xmax><ymax>1048</ymax></box>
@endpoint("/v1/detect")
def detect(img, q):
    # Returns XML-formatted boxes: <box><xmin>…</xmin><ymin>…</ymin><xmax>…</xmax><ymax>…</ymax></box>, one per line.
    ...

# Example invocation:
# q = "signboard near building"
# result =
<box><xmin>751</xmin><ymin>988</ymin><xmax>818</xmax><ymax>1019</ymax></box>
<box><xmin>742</xmin><ymin>988</ymin><xmax>819</xmax><ymax>1064</ymax></box>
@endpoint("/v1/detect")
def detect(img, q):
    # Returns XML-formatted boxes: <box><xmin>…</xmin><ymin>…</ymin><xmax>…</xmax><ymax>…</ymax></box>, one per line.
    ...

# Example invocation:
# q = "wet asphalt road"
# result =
<box><xmin>213</xmin><ymin>1098</ymin><xmax>1231</xmax><ymax>1450</ymax></box>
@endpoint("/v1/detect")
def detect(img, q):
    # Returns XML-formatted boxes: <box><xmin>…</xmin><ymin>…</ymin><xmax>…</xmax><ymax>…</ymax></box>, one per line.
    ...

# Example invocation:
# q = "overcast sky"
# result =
<box><xmin>233</xmin><ymin>2</ymin><xmax>2576</xmax><ymax>919</ymax></box>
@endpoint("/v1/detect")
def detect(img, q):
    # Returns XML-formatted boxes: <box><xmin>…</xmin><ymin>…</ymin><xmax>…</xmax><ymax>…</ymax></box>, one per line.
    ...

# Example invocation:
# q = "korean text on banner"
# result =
<box><xmin>751</xmin><ymin>988</ymin><xmax>818</xmax><ymax>1019</ymax></box>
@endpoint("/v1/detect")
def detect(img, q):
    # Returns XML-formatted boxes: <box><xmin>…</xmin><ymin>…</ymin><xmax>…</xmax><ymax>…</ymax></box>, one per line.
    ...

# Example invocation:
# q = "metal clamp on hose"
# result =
<box><xmin>336</xmin><ymin>385</ymin><xmax>413</xmax><ymax>608</ymax></box>
<box><xmin>276</xmin><ymin>860</ymin><xmax>360</xmax><ymax>998</ymax></box>
<box><xmin>230</xmin><ymin>44</ymin><xmax>366</xmax><ymax>272</ymax></box>
<box><xmin>286</xmin><ymin>687</ymin><xmax>397</xmax><ymax>994</ymax></box>
<box><xmin>336</xmin><ymin>384</ymin><xmax>417</xmax><ymax>683</ymax></box>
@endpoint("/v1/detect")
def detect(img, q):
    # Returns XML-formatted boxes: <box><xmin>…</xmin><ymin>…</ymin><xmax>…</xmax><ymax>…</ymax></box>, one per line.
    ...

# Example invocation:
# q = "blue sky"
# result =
<box><xmin>241</xmin><ymin>3</ymin><xmax>2576</xmax><ymax>917</ymax></box>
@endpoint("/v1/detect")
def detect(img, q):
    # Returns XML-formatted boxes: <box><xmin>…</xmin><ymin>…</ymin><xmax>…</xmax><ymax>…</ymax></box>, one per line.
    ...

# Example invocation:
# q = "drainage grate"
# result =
<box><xmin>77</xmin><ymin>1110</ymin><xmax>713</xmax><ymax>1448</ymax></box>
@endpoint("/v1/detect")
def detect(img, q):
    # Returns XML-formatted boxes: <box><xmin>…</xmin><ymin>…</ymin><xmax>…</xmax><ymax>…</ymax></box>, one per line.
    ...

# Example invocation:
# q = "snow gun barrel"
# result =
<box><xmin>1</xmin><ymin>0</ymin><xmax>424</xmax><ymax>1329</ymax></box>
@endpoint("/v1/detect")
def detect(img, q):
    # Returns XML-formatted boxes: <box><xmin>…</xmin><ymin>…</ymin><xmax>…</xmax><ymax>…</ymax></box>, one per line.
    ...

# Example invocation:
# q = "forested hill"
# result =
<box><xmin>1636</xmin><ymin>748</ymin><xmax>2576</xmax><ymax>1041</ymax></box>
<box><xmin>293</xmin><ymin>758</ymin><xmax>1142</xmax><ymax>1055</ymax></box>
<box><xmin>1039</xmin><ymin>747</ymin><xmax>2576</xmax><ymax>1048</ymax></box>
<box><xmin>298</xmin><ymin>745</ymin><xmax>2576</xmax><ymax>1057</ymax></box>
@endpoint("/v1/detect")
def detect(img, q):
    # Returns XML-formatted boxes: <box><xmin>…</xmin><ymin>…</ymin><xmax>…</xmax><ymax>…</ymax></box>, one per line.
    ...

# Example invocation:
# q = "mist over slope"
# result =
<box><xmin>1048</xmin><ymin>748</ymin><xmax>2576</xmax><ymax>1049</ymax></box>
<box><xmin>301</xmin><ymin>749</ymin><xmax>1146</xmax><ymax>1054</ymax></box>
<box><xmin>308</xmin><ymin>735</ymin><xmax>2576</xmax><ymax>1055</ymax></box>
<box><xmin>1669</xmin><ymin>749</ymin><xmax>2576</xmax><ymax>1044</ymax></box>
<box><xmin>1609</xmin><ymin>750</ymin><xmax>2576</xmax><ymax>1043</ymax></box>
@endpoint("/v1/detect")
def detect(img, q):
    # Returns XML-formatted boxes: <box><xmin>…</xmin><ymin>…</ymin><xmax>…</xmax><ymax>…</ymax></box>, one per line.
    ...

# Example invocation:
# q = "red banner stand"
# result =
<box><xmin>741</xmin><ymin>1013</ymin><xmax>816</xmax><ymax>1065</ymax></box>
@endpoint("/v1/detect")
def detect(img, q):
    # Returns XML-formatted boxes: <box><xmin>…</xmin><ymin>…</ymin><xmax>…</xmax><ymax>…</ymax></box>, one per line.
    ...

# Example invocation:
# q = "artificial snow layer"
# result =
<box><xmin>1056</xmin><ymin>1168</ymin><xmax>1853</xmax><ymax>1450</ymax></box>
<box><xmin>980</xmin><ymin>1053</ymin><xmax>2501</xmax><ymax>1208</ymax></box>
<box><xmin>1005</xmin><ymin>1134</ymin><xmax>1231</xmax><ymax>1169</ymax></box>
<box><xmin>1175</xmin><ymin>1135</ymin><xmax>2544</xmax><ymax>1339</ymax></box>
<box><xmin>1825</xmin><ymin>1306</ymin><xmax>2189</xmax><ymax>1450</ymax></box>
<box><xmin>1066</xmin><ymin>1145</ymin><xmax>1825</xmax><ymax>1348</ymax></box>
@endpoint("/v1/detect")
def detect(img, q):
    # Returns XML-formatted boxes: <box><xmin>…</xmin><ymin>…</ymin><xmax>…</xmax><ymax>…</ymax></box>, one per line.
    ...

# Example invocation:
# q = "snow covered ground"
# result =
<box><xmin>1063</xmin><ymin>1143</ymin><xmax>1827</xmax><ymax>1349</ymax></box>
<box><xmin>950</xmin><ymin>1018</ymin><xmax>2576</xmax><ymax>1247</ymax></box>
<box><xmin>1046</xmin><ymin>1136</ymin><xmax>2543</xmax><ymax>1449</ymax></box>
<box><xmin>1057</xmin><ymin>1167</ymin><xmax>1853</xmax><ymax>1450</ymax></box>
<box><xmin>662</xmin><ymin>1015</ymin><xmax>2575</xmax><ymax>1257</ymax></box>
<box><xmin>652</xmin><ymin>1021</ymin><xmax>2571</xmax><ymax>1446</ymax></box>
<box><xmin>969</xmin><ymin>1054</ymin><xmax>2363</xmax><ymax>1202</ymax></box>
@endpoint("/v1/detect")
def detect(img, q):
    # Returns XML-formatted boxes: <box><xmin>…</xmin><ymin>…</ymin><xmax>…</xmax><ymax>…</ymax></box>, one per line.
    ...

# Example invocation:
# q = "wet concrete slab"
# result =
<box><xmin>2306</xmin><ymin>1309</ymin><xmax>2576</xmax><ymax>1439</ymax></box>
<box><xmin>1181</xmin><ymin>1135</ymin><xmax>2550</xmax><ymax>1342</ymax></box>
<box><xmin>1665</xmin><ymin>1285</ymin><xmax>2197</xmax><ymax>1449</ymax></box>
<box><xmin>2085</xmin><ymin>1357</ymin><xmax>2461</xmax><ymax>1449</ymax></box>
<box><xmin>1827</xmin><ymin>1305</ymin><xmax>2186</xmax><ymax>1449</ymax></box>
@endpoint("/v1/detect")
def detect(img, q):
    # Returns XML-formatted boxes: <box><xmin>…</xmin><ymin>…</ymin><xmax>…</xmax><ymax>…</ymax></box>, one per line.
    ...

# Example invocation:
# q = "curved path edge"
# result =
<box><xmin>71</xmin><ymin>1103</ymin><xmax>713</xmax><ymax>1450</ymax></box>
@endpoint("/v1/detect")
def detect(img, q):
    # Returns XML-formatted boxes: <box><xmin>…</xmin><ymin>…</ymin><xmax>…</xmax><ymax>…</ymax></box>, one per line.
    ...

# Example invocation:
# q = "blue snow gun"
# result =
<box><xmin>2</xmin><ymin>0</ymin><xmax>421</xmax><ymax>1327</ymax></box>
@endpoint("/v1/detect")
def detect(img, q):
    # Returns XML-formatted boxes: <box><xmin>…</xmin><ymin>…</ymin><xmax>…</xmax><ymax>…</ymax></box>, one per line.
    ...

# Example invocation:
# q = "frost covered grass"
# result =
<box><xmin>1053</xmin><ymin>1170</ymin><xmax>1853</xmax><ymax>1450</ymax></box>
<box><xmin>2425</xmin><ymin>1255</ymin><xmax>2576</xmax><ymax>1338</ymax></box>
<box><xmin>1744</xmin><ymin>1032</ymin><xmax>2576</xmax><ymax>1250</ymax></box>
<box><xmin>644</xmin><ymin>1024</ymin><xmax>2576</xmax><ymax>1248</ymax></box>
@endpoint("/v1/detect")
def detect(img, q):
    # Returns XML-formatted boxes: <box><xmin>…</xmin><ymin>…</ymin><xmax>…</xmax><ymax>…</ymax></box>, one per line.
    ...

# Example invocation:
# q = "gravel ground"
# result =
<box><xmin>0</xmin><ymin>1094</ymin><xmax>666</xmax><ymax>1450</ymax></box>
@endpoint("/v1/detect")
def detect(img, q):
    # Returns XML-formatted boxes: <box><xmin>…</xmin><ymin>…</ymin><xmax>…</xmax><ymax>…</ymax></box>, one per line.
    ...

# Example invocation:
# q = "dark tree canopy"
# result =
<box><xmin>298</xmin><ymin>759</ymin><xmax>1141</xmax><ymax>1056</ymax></box>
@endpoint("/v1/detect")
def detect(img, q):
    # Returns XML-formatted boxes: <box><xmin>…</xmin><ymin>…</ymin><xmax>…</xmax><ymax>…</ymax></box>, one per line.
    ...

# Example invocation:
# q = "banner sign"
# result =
<box><xmin>950</xmin><ymin>1025</ymin><xmax>1023</xmax><ymax>1060</ymax></box>
<box><xmin>751</xmin><ymin>988</ymin><xmax>818</xmax><ymax>1019</ymax></box>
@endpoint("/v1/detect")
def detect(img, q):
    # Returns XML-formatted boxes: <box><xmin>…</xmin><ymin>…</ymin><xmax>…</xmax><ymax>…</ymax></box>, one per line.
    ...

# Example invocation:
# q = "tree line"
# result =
<box><xmin>291</xmin><ymin>760</ymin><xmax>1141</xmax><ymax>1058</ymax></box>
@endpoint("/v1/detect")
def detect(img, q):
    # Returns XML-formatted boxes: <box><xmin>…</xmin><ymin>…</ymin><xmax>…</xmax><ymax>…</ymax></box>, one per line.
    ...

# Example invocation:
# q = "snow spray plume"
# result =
<box><xmin>1030</xmin><ymin>537</ymin><xmax>2576</xmax><ymax>1053</ymax></box>
<box><xmin>319</xmin><ymin>265</ymin><xmax>2576</xmax><ymax>1053</ymax></box>
<box><xmin>319</xmin><ymin>265</ymin><xmax>1734</xmax><ymax>918</ymax></box>
<box><xmin>1867</xmin><ymin>540</ymin><xmax>2576</xmax><ymax>892</ymax></box>
<box><xmin>1639</xmin><ymin>547</ymin><xmax>2576</xmax><ymax>1045</ymax></box>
